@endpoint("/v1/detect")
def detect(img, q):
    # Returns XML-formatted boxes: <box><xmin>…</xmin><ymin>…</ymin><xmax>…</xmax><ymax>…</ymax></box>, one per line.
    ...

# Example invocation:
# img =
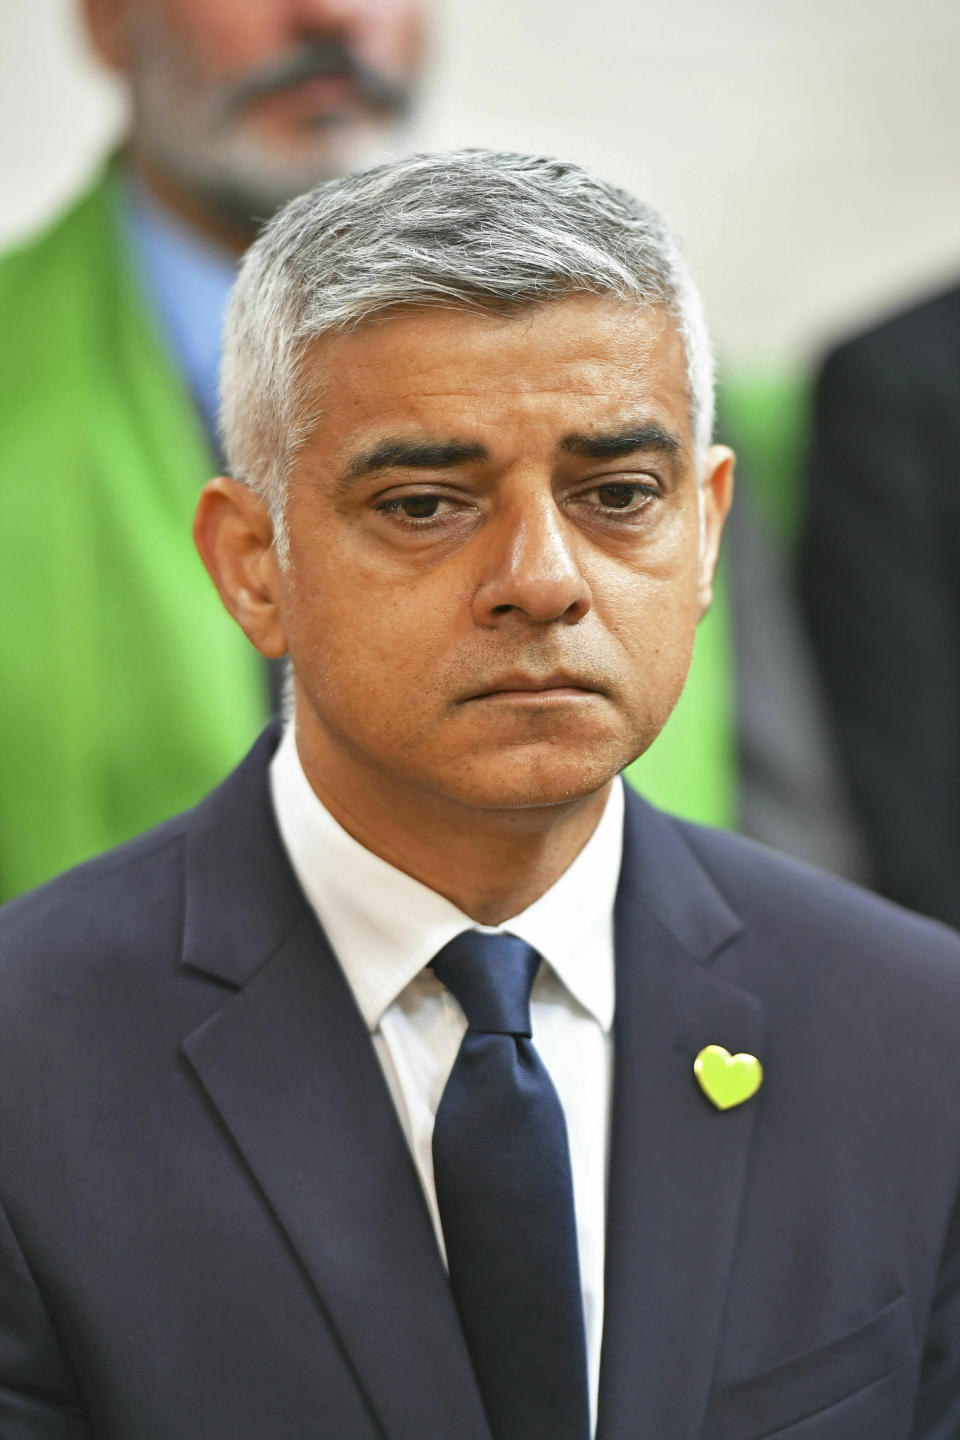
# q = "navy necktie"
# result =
<box><xmin>431</xmin><ymin>931</ymin><xmax>591</xmax><ymax>1440</ymax></box>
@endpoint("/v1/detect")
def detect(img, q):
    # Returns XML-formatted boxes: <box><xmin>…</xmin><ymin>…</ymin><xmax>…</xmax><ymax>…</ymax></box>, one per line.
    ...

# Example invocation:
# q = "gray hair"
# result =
<box><xmin>220</xmin><ymin>149</ymin><xmax>715</xmax><ymax>562</ymax></box>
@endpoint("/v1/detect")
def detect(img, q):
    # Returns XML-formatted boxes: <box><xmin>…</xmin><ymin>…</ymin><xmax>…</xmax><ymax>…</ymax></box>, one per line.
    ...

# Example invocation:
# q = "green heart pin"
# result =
<box><xmin>694</xmin><ymin>1045</ymin><xmax>763</xmax><ymax>1111</ymax></box>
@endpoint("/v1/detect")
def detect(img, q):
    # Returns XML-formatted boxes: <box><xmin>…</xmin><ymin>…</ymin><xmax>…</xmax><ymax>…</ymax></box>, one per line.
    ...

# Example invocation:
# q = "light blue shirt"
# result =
<box><xmin>119</xmin><ymin>173</ymin><xmax>237</xmax><ymax>450</ymax></box>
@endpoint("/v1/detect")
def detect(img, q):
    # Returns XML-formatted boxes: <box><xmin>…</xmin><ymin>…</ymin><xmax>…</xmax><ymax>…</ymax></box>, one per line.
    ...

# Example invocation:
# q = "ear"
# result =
<box><xmin>696</xmin><ymin>444</ymin><xmax>735</xmax><ymax>618</ymax></box>
<box><xmin>194</xmin><ymin>477</ymin><xmax>289</xmax><ymax>659</ymax></box>
<box><xmin>80</xmin><ymin>0</ymin><xmax>130</xmax><ymax>69</ymax></box>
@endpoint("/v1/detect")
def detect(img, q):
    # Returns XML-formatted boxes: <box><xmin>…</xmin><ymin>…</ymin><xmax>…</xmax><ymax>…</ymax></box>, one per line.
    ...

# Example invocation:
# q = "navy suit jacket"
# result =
<box><xmin>2</xmin><ymin>727</ymin><xmax>960</xmax><ymax>1438</ymax></box>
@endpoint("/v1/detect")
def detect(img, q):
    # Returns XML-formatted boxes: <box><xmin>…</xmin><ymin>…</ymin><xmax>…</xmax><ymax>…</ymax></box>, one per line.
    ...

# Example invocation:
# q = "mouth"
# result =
<box><xmin>224</xmin><ymin>43</ymin><xmax>411</xmax><ymax>120</ymax></box>
<box><xmin>462</xmin><ymin>673</ymin><xmax>606</xmax><ymax>703</ymax></box>
<box><xmin>254</xmin><ymin>73</ymin><xmax>367</xmax><ymax>124</ymax></box>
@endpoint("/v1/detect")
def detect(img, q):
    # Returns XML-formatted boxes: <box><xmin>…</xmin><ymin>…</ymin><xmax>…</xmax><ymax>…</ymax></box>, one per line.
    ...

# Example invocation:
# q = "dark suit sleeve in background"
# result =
<box><xmin>798</xmin><ymin>290</ymin><xmax>960</xmax><ymax>928</ymax></box>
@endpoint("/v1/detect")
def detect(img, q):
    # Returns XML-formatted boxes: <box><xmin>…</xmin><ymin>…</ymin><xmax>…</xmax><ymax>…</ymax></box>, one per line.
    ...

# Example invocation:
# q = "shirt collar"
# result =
<box><xmin>269</xmin><ymin>725</ymin><xmax>622</xmax><ymax>1034</ymax></box>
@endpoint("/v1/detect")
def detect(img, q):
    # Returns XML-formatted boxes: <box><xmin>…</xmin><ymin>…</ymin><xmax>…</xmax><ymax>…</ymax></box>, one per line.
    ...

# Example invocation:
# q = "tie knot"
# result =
<box><xmin>431</xmin><ymin>931</ymin><xmax>540</xmax><ymax>1036</ymax></box>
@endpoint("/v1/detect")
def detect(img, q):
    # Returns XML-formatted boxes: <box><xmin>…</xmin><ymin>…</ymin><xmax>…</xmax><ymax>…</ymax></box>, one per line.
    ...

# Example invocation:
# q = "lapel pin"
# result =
<box><xmin>694</xmin><ymin>1044</ymin><xmax>763</xmax><ymax>1111</ymax></box>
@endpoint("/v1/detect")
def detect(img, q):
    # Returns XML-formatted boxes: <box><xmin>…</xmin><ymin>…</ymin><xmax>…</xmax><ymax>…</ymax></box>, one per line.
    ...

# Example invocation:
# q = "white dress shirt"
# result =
<box><xmin>269</xmin><ymin>726</ymin><xmax>622</xmax><ymax>1432</ymax></box>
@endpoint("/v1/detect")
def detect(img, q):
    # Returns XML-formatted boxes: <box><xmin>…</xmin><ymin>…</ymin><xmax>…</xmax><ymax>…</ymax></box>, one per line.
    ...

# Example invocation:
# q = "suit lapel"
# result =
<box><xmin>597</xmin><ymin>791</ymin><xmax>764</xmax><ymax>1440</ymax></box>
<box><xmin>178</xmin><ymin>729</ymin><xmax>492</xmax><ymax>1440</ymax></box>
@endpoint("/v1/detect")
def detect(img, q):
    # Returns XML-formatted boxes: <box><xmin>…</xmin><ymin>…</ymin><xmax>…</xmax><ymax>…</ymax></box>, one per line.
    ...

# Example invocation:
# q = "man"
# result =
<box><xmin>0</xmin><ymin>0</ymin><xmax>424</xmax><ymax>898</ymax></box>
<box><xmin>799</xmin><ymin>282</ymin><xmax>960</xmax><ymax>929</ymax></box>
<box><xmin>2</xmin><ymin>150</ymin><xmax>960</xmax><ymax>1440</ymax></box>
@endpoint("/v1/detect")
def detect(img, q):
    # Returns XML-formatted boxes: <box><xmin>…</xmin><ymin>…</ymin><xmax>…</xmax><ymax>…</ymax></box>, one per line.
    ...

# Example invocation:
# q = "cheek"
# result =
<box><xmin>163</xmin><ymin>0</ymin><xmax>283</xmax><ymax>70</ymax></box>
<box><xmin>597</xmin><ymin>554</ymin><xmax>702</xmax><ymax>706</ymax></box>
<box><xmin>357</xmin><ymin>3</ymin><xmax>424</xmax><ymax>72</ymax></box>
<box><xmin>282</xmin><ymin>558</ymin><xmax>458</xmax><ymax>721</ymax></box>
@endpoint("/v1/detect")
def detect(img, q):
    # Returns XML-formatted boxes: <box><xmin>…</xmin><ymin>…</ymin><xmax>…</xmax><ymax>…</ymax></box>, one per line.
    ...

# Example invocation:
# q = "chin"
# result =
<box><xmin>437</xmin><ymin>743</ymin><xmax>629</xmax><ymax>813</ymax></box>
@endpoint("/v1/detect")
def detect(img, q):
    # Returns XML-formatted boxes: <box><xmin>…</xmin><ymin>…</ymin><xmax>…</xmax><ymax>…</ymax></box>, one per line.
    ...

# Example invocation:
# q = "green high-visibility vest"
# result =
<box><xmin>0</xmin><ymin>163</ymin><xmax>737</xmax><ymax>899</ymax></box>
<box><xmin>624</xmin><ymin>563</ymin><xmax>736</xmax><ymax>830</ymax></box>
<box><xmin>0</xmin><ymin>166</ymin><xmax>267</xmax><ymax>899</ymax></box>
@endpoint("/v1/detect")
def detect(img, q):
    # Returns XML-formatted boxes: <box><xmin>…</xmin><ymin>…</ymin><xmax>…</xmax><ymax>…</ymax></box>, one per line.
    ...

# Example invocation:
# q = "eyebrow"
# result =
<box><xmin>559</xmin><ymin>421</ymin><xmax>685</xmax><ymax>460</ymax></box>
<box><xmin>339</xmin><ymin>439</ymin><xmax>489</xmax><ymax>487</ymax></box>
<box><xmin>337</xmin><ymin>419</ymin><xmax>685</xmax><ymax>490</ymax></box>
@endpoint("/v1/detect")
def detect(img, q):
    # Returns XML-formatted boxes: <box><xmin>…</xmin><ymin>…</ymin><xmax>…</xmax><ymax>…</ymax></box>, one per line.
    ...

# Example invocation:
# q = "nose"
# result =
<box><xmin>473</xmin><ymin>491</ymin><xmax>592</xmax><ymax>628</ymax></box>
<box><xmin>290</xmin><ymin>0</ymin><xmax>361</xmax><ymax>34</ymax></box>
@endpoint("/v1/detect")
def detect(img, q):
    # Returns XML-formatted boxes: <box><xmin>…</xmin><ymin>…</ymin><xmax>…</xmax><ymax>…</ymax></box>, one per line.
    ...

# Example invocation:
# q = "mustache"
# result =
<box><xmin>220</xmin><ymin>38</ymin><xmax>412</xmax><ymax>118</ymax></box>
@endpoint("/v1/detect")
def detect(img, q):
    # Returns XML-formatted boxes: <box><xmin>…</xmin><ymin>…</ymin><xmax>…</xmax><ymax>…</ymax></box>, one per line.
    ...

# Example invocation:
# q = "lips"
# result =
<box><xmin>464</xmin><ymin>673</ymin><xmax>603</xmax><ymax>700</ymax></box>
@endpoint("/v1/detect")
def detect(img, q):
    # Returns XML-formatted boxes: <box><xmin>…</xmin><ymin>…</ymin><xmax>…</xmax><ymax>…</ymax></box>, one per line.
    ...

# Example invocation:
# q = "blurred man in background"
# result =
<box><xmin>799</xmin><ymin>281</ymin><xmax>960</xmax><ymax>929</ymax></box>
<box><xmin>0</xmin><ymin>0</ymin><xmax>424</xmax><ymax>898</ymax></box>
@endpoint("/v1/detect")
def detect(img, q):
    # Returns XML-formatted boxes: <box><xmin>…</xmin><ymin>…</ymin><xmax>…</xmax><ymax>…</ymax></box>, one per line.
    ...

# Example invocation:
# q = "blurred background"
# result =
<box><xmin>5</xmin><ymin>0</ymin><xmax>959</xmax><ymax>381</ymax></box>
<box><xmin>2</xmin><ymin>0</ymin><xmax>958</xmax><ymax>924</ymax></box>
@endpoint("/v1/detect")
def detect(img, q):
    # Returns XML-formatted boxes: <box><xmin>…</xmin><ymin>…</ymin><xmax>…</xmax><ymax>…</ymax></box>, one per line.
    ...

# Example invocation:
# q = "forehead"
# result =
<box><xmin>297</xmin><ymin>295</ymin><xmax>692</xmax><ymax>454</ymax></box>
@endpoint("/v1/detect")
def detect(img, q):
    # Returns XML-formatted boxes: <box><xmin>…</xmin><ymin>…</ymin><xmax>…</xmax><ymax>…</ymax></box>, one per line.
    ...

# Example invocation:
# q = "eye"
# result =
<box><xmin>577</xmin><ymin>480</ymin><xmax>660</xmax><ymax>515</ymax></box>
<box><xmin>374</xmin><ymin>491</ymin><xmax>467</xmax><ymax>529</ymax></box>
<box><xmin>597</xmin><ymin>483</ymin><xmax>644</xmax><ymax>509</ymax></box>
<box><xmin>393</xmin><ymin>495</ymin><xmax>443</xmax><ymax>519</ymax></box>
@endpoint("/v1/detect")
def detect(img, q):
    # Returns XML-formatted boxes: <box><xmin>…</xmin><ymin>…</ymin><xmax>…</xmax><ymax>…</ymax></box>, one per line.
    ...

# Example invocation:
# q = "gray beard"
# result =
<box><xmin>135</xmin><ymin>119</ymin><xmax>365</xmax><ymax>231</ymax></box>
<box><xmin>127</xmin><ymin>18</ymin><xmax>418</xmax><ymax>233</ymax></box>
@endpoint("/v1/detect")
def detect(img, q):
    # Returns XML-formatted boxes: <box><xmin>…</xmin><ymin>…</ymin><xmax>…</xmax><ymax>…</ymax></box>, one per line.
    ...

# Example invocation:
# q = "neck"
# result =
<box><xmin>132</xmin><ymin>149</ymin><xmax>259</xmax><ymax>257</ymax></box>
<box><xmin>293</xmin><ymin>729</ymin><xmax>612</xmax><ymax>927</ymax></box>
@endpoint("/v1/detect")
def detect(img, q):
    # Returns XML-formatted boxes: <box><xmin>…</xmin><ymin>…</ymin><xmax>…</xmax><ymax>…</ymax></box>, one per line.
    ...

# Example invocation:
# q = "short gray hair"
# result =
<box><xmin>220</xmin><ymin>149</ymin><xmax>715</xmax><ymax>560</ymax></box>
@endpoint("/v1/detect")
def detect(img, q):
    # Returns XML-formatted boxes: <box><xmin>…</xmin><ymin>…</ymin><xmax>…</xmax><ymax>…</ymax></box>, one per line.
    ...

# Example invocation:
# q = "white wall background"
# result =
<box><xmin>2</xmin><ymin>0</ymin><xmax>959</xmax><ymax>367</ymax></box>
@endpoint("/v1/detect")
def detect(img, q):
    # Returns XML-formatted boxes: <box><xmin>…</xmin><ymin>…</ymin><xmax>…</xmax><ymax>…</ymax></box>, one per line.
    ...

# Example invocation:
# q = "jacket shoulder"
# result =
<box><xmin>674</xmin><ymin>815</ymin><xmax>960</xmax><ymax>984</ymax></box>
<box><xmin>0</xmin><ymin>726</ymin><xmax>281</xmax><ymax>1000</ymax></box>
<box><xmin>0</xmin><ymin>810</ymin><xmax>191</xmax><ymax>995</ymax></box>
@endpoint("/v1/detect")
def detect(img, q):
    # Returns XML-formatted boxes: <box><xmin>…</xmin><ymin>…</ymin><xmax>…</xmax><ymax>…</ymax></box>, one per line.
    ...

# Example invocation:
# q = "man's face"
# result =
<box><xmin>271</xmin><ymin>295</ymin><xmax>732</xmax><ymax>815</ymax></box>
<box><xmin>86</xmin><ymin>0</ymin><xmax>424</xmax><ymax>225</ymax></box>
